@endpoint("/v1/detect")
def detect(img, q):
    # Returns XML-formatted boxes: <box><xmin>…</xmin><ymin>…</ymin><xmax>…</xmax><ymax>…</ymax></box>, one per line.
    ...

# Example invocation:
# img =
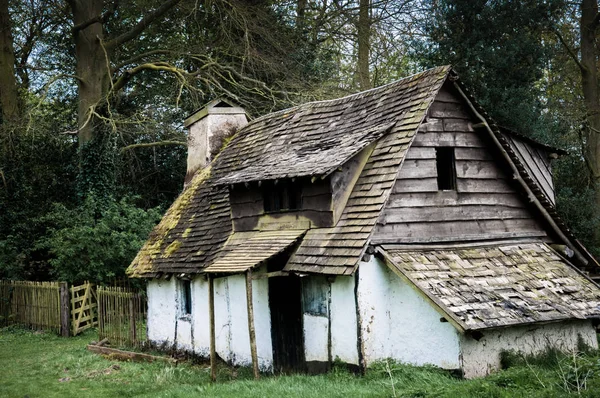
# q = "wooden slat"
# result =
<box><xmin>381</xmin><ymin>205</ymin><xmax>532</xmax><ymax>223</ymax></box>
<box><xmin>375</xmin><ymin>218</ymin><xmax>546</xmax><ymax>241</ymax></box>
<box><xmin>386</xmin><ymin>192</ymin><xmax>527</xmax><ymax>208</ymax></box>
<box><xmin>413</xmin><ymin>132</ymin><xmax>485</xmax><ymax>147</ymax></box>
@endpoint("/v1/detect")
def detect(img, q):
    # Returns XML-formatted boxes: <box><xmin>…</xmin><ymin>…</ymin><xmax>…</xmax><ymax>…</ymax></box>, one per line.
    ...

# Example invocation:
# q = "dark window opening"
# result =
<box><xmin>181</xmin><ymin>280</ymin><xmax>192</xmax><ymax>316</ymax></box>
<box><xmin>436</xmin><ymin>147</ymin><xmax>456</xmax><ymax>191</ymax></box>
<box><xmin>263</xmin><ymin>181</ymin><xmax>302</xmax><ymax>212</ymax></box>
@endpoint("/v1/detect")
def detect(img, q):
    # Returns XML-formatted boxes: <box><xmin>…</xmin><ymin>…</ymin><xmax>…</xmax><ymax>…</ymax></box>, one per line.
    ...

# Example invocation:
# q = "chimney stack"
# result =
<box><xmin>183</xmin><ymin>99</ymin><xmax>248</xmax><ymax>185</ymax></box>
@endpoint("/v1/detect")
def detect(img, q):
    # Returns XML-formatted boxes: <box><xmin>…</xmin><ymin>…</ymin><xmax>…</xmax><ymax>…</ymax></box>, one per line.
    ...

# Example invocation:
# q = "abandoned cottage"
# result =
<box><xmin>127</xmin><ymin>66</ymin><xmax>600</xmax><ymax>378</ymax></box>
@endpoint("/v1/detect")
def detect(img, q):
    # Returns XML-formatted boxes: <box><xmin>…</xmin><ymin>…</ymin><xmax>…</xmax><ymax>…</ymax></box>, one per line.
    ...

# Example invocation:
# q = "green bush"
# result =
<box><xmin>36</xmin><ymin>195</ymin><xmax>161</xmax><ymax>284</ymax></box>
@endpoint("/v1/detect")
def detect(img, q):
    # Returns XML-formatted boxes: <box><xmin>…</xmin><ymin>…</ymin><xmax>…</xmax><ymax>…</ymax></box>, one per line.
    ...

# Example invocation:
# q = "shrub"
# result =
<box><xmin>36</xmin><ymin>195</ymin><xmax>161</xmax><ymax>284</ymax></box>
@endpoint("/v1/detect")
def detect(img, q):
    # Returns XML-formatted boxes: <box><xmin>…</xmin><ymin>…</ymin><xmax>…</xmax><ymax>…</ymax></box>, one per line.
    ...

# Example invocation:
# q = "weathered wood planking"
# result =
<box><xmin>375</xmin><ymin>219</ymin><xmax>546</xmax><ymax>240</ymax></box>
<box><xmin>504</xmin><ymin>134</ymin><xmax>555</xmax><ymax>204</ymax></box>
<box><xmin>386</xmin><ymin>192</ymin><xmax>526</xmax><ymax>208</ymax></box>
<box><xmin>373</xmin><ymin>84</ymin><xmax>547</xmax><ymax>243</ymax></box>
<box><xmin>381</xmin><ymin>205</ymin><xmax>531</xmax><ymax>223</ymax></box>
<box><xmin>230</xmin><ymin>178</ymin><xmax>334</xmax><ymax>231</ymax></box>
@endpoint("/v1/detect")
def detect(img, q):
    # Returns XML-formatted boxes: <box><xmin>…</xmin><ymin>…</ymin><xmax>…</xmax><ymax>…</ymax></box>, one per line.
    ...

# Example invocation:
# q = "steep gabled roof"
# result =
<box><xmin>128</xmin><ymin>66</ymin><xmax>451</xmax><ymax>277</ymax></box>
<box><xmin>378</xmin><ymin>243</ymin><xmax>600</xmax><ymax>331</ymax></box>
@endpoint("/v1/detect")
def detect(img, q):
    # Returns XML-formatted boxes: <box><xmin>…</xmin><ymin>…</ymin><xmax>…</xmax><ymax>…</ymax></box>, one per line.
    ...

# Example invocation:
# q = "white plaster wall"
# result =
<box><xmin>214</xmin><ymin>277</ymin><xmax>233</xmax><ymax>361</ymax></box>
<box><xmin>357</xmin><ymin>257</ymin><xmax>461</xmax><ymax>369</ymax></box>
<box><xmin>251</xmin><ymin>277</ymin><xmax>273</xmax><ymax>370</ymax></box>
<box><xmin>147</xmin><ymin>279</ymin><xmax>177</xmax><ymax>345</ymax></box>
<box><xmin>176</xmin><ymin>317</ymin><xmax>193</xmax><ymax>351</ymax></box>
<box><xmin>304</xmin><ymin>314</ymin><xmax>329</xmax><ymax>362</ymax></box>
<box><xmin>330</xmin><ymin>276</ymin><xmax>359</xmax><ymax>365</ymax></box>
<box><xmin>210</xmin><ymin>275</ymin><xmax>274</xmax><ymax>370</ymax></box>
<box><xmin>460</xmin><ymin>320</ymin><xmax>599</xmax><ymax>378</ymax></box>
<box><xmin>191</xmin><ymin>277</ymin><xmax>210</xmax><ymax>356</ymax></box>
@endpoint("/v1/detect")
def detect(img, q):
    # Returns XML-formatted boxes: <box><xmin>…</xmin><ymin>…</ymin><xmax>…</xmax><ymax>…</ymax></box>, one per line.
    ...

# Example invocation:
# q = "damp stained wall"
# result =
<box><xmin>301</xmin><ymin>275</ymin><xmax>359</xmax><ymax>366</ymax></box>
<box><xmin>460</xmin><ymin>320</ymin><xmax>599</xmax><ymax>378</ymax></box>
<box><xmin>146</xmin><ymin>274</ymin><xmax>273</xmax><ymax>370</ymax></box>
<box><xmin>356</xmin><ymin>256</ymin><xmax>462</xmax><ymax>369</ymax></box>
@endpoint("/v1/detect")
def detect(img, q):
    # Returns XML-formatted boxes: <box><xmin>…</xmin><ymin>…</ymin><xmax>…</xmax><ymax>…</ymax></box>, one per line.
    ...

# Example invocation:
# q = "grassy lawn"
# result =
<box><xmin>1</xmin><ymin>327</ymin><xmax>600</xmax><ymax>397</ymax></box>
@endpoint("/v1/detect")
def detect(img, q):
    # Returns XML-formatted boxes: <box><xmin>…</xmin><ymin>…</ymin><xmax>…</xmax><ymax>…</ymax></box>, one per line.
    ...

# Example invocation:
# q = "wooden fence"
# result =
<box><xmin>0</xmin><ymin>281</ymin><xmax>62</xmax><ymax>333</ymax></box>
<box><xmin>98</xmin><ymin>286</ymin><xmax>147</xmax><ymax>348</ymax></box>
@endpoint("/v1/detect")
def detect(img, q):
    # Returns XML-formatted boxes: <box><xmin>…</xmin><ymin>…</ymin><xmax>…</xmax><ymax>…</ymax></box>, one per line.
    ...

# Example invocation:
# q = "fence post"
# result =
<box><xmin>59</xmin><ymin>282</ymin><xmax>70</xmax><ymax>337</ymax></box>
<box><xmin>129</xmin><ymin>296</ymin><xmax>136</xmax><ymax>345</ymax></box>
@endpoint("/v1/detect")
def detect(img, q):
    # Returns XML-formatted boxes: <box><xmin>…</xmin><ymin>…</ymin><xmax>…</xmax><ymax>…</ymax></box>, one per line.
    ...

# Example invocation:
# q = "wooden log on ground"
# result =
<box><xmin>87</xmin><ymin>345</ymin><xmax>176</xmax><ymax>363</ymax></box>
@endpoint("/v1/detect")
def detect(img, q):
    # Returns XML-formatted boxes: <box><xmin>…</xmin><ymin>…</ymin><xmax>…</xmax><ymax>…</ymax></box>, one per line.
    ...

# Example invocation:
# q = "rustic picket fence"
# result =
<box><xmin>0</xmin><ymin>280</ymin><xmax>99</xmax><ymax>336</ymax></box>
<box><xmin>0</xmin><ymin>281</ymin><xmax>62</xmax><ymax>333</ymax></box>
<box><xmin>1</xmin><ymin>280</ymin><xmax>147</xmax><ymax>348</ymax></box>
<box><xmin>97</xmin><ymin>286</ymin><xmax>147</xmax><ymax>348</ymax></box>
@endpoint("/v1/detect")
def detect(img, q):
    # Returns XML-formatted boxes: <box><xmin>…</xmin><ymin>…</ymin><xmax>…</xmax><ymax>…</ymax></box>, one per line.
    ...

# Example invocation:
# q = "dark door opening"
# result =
<box><xmin>269</xmin><ymin>275</ymin><xmax>306</xmax><ymax>373</ymax></box>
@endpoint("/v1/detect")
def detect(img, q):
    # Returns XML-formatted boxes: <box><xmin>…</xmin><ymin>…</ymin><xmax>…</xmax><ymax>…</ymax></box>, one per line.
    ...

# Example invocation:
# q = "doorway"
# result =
<box><xmin>269</xmin><ymin>275</ymin><xmax>306</xmax><ymax>373</ymax></box>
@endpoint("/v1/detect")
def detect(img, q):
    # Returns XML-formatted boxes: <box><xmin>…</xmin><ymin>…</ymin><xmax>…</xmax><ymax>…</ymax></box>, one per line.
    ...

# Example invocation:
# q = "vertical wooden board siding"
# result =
<box><xmin>508</xmin><ymin>136</ymin><xmax>555</xmax><ymax>204</ymax></box>
<box><xmin>373</xmin><ymin>85</ymin><xmax>547</xmax><ymax>243</ymax></box>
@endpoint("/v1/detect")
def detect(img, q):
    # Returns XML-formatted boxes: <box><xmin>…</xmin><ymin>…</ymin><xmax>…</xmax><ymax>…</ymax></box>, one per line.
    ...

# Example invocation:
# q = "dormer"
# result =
<box><xmin>224</xmin><ymin>140</ymin><xmax>376</xmax><ymax>232</ymax></box>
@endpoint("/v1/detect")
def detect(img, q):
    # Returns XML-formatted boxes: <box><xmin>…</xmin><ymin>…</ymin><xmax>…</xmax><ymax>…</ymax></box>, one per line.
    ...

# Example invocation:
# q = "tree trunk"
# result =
<box><xmin>70</xmin><ymin>0</ymin><xmax>111</xmax><ymax>145</ymax></box>
<box><xmin>0</xmin><ymin>0</ymin><xmax>19</xmax><ymax>124</ymax></box>
<box><xmin>297</xmin><ymin>0</ymin><xmax>307</xmax><ymax>31</ymax></box>
<box><xmin>357</xmin><ymin>0</ymin><xmax>372</xmax><ymax>90</ymax></box>
<box><xmin>579</xmin><ymin>1</ymin><xmax>600</xmax><ymax>227</ymax></box>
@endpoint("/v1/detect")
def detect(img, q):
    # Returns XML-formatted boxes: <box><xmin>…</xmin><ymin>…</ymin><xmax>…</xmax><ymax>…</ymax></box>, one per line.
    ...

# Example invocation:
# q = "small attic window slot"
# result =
<box><xmin>263</xmin><ymin>181</ymin><xmax>302</xmax><ymax>212</ymax></box>
<box><xmin>436</xmin><ymin>147</ymin><xmax>456</xmax><ymax>191</ymax></box>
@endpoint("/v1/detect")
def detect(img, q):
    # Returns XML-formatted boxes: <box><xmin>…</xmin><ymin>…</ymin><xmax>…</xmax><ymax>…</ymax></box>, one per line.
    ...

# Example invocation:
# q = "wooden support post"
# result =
<box><xmin>59</xmin><ymin>282</ymin><xmax>70</xmax><ymax>337</ymax></box>
<box><xmin>208</xmin><ymin>275</ymin><xmax>217</xmax><ymax>382</ymax></box>
<box><xmin>129</xmin><ymin>297</ymin><xmax>136</xmax><ymax>345</ymax></box>
<box><xmin>246</xmin><ymin>270</ymin><xmax>260</xmax><ymax>380</ymax></box>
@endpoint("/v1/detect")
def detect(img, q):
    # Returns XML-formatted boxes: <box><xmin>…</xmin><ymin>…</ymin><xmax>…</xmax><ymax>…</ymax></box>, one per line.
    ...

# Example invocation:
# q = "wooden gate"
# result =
<box><xmin>70</xmin><ymin>281</ymin><xmax>98</xmax><ymax>335</ymax></box>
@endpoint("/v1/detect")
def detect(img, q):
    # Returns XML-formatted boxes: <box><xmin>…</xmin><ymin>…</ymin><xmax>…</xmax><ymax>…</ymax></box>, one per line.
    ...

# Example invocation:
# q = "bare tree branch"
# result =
<box><xmin>120</xmin><ymin>141</ymin><xmax>186</xmax><ymax>153</ymax></box>
<box><xmin>553</xmin><ymin>27</ymin><xmax>586</xmax><ymax>72</ymax></box>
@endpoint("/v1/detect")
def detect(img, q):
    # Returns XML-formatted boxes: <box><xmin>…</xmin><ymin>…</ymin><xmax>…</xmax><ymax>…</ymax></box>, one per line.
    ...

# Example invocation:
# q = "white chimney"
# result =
<box><xmin>183</xmin><ymin>99</ymin><xmax>248</xmax><ymax>184</ymax></box>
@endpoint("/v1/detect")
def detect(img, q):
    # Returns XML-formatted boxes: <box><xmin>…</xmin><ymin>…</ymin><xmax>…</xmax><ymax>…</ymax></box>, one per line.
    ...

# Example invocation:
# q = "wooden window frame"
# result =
<box><xmin>263</xmin><ymin>181</ymin><xmax>302</xmax><ymax>213</ymax></box>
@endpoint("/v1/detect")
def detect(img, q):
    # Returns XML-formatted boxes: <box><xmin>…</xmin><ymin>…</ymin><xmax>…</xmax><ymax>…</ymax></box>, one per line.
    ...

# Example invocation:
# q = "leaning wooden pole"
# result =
<box><xmin>246</xmin><ymin>270</ymin><xmax>260</xmax><ymax>379</ymax></box>
<box><xmin>208</xmin><ymin>274</ymin><xmax>217</xmax><ymax>382</ymax></box>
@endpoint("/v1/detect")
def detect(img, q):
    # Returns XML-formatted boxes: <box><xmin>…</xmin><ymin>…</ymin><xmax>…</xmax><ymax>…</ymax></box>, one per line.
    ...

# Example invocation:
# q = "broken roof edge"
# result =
<box><xmin>498</xmin><ymin>126</ymin><xmax>569</xmax><ymax>156</ymax></box>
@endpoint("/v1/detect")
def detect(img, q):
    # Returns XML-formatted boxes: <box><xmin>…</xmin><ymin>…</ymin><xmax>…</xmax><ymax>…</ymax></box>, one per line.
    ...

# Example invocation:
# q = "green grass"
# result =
<box><xmin>2</xmin><ymin>327</ymin><xmax>600</xmax><ymax>398</ymax></box>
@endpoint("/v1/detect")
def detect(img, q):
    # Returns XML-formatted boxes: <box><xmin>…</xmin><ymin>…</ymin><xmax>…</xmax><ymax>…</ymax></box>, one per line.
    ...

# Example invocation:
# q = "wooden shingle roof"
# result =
<box><xmin>204</xmin><ymin>230</ymin><xmax>306</xmax><ymax>273</ymax></box>
<box><xmin>128</xmin><ymin>66</ymin><xmax>450</xmax><ymax>277</ymax></box>
<box><xmin>379</xmin><ymin>243</ymin><xmax>600</xmax><ymax>331</ymax></box>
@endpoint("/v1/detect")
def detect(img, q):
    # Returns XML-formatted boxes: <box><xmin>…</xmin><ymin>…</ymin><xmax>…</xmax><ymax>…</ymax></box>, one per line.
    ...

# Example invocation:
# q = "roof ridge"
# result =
<box><xmin>247</xmin><ymin>65</ymin><xmax>452</xmax><ymax>125</ymax></box>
